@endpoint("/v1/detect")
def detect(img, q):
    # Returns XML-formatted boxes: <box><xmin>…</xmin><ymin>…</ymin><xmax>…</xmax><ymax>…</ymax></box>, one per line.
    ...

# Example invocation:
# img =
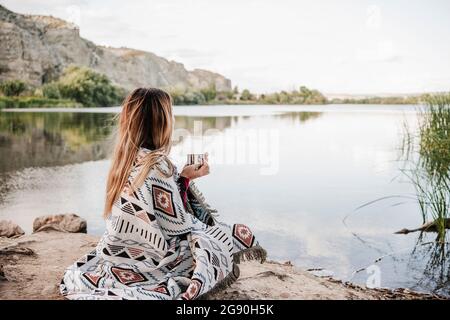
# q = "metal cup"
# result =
<box><xmin>187</xmin><ymin>154</ymin><xmax>205</xmax><ymax>169</ymax></box>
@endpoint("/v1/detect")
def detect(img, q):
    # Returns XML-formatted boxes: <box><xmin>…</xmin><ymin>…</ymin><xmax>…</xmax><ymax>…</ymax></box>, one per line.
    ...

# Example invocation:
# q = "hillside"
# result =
<box><xmin>0</xmin><ymin>5</ymin><xmax>231</xmax><ymax>91</ymax></box>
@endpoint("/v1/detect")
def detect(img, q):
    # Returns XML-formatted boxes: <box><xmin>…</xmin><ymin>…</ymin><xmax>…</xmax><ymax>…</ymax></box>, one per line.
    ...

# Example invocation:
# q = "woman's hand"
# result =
<box><xmin>180</xmin><ymin>154</ymin><xmax>210</xmax><ymax>180</ymax></box>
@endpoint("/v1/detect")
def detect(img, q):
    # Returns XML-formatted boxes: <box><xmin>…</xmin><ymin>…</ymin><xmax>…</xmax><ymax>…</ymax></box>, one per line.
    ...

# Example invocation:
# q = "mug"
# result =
<box><xmin>187</xmin><ymin>153</ymin><xmax>205</xmax><ymax>168</ymax></box>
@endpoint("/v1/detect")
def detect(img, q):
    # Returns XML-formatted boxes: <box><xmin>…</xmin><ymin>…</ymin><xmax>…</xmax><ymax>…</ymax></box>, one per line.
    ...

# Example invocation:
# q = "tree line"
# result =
<box><xmin>0</xmin><ymin>66</ymin><xmax>431</xmax><ymax>108</ymax></box>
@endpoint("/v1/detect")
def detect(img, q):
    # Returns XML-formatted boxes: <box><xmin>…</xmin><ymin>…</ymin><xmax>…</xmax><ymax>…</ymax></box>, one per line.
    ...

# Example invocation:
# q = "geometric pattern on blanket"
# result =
<box><xmin>60</xmin><ymin>148</ymin><xmax>266</xmax><ymax>300</ymax></box>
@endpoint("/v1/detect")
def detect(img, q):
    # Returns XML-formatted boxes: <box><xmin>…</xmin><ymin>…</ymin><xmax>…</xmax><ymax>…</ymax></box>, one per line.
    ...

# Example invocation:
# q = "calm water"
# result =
<box><xmin>0</xmin><ymin>105</ymin><xmax>448</xmax><ymax>296</ymax></box>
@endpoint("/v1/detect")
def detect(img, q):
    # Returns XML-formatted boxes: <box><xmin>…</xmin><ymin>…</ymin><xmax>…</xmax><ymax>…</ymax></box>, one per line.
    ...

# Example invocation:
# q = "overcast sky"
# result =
<box><xmin>2</xmin><ymin>0</ymin><xmax>450</xmax><ymax>94</ymax></box>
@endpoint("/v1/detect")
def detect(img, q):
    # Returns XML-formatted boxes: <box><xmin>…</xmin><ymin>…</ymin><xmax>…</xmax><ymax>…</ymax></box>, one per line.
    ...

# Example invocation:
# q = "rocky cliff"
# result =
<box><xmin>0</xmin><ymin>5</ymin><xmax>231</xmax><ymax>91</ymax></box>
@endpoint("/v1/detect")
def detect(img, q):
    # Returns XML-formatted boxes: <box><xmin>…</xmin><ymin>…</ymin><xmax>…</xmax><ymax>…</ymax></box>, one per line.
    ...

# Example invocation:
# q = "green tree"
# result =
<box><xmin>57</xmin><ymin>66</ymin><xmax>123</xmax><ymax>107</ymax></box>
<box><xmin>215</xmin><ymin>91</ymin><xmax>233</xmax><ymax>101</ymax></box>
<box><xmin>240</xmin><ymin>89</ymin><xmax>253</xmax><ymax>101</ymax></box>
<box><xmin>183</xmin><ymin>90</ymin><xmax>206</xmax><ymax>105</ymax></box>
<box><xmin>168</xmin><ymin>88</ymin><xmax>185</xmax><ymax>105</ymax></box>
<box><xmin>225</xmin><ymin>91</ymin><xmax>234</xmax><ymax>99</ymax></box>
<box><xmin>200</xmin><ymin>84</ymin><xmax>217</xmax><ymax>102</ymax></box>
<box><xmin>0</xmin><ymin>80</ymin><xmax>27</xmax><ymax>97</ymax></box>
<box><xmin>299</xmin><ymin>86</ymin><xmax>311</xmax><ymax>97</ymax></box>
<box><xmin>42</xmin><ymin>82</ymin><xmax>62</xmax><ymax>99</ymax></box>
<box><xmin>279</xmin><ymin>91</ymin><xmax>290</xmax><ymax>104</ymax></box>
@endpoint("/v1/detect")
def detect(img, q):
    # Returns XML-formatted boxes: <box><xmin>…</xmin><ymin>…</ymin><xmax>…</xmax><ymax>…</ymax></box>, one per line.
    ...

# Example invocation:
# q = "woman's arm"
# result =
<box><xmin>176</xmin><ymin>175</ymin><xmax>190</xmax><ymax>209</ymax></box>
<box><xmin>177</xmin><ymin>156</ymin><xmax>209</xmax><ymax>210</ymax></box>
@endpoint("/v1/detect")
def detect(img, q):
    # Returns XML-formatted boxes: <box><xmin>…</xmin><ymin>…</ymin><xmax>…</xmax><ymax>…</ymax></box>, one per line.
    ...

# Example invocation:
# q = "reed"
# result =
<box><xmin>401</xmin><ymin>93</ymin><xmax>450</xmax><ymax>242</ymax></box>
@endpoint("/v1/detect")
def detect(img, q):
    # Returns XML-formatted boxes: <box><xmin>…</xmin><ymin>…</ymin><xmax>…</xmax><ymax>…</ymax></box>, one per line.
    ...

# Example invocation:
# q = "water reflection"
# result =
<box><xmin>397</xmin><ymin>97</ymin><xmax>450</xmax><ymax>294</ymax></box>
<box><xmin>273</xmin><ymin>111</ymin><xmax>322</xmax><ymax>123</ymax></box>
<box><xmin>0</xmin><ymin>109</ymin><xmax>323</xmax><ymax>207</ymax></box>
<box><xmin>0</xmin><ymin>112</ymin><xmax>116</xmax><ymax>204</ymax></box>
<box><xmin>0</xmin><ymin>111</ymin><xmax>323</xmax><ymax>174</ymax></box>
<box><xmin>175</xmin><ymin>116</ymin><xmax>234</xmax><ymax>132</ymax></box>
<box><xmin>409</xmin><ymin>234</ymin><xmax>450</xmax><ymax>296</ymax></box>
<box><xmin>3</xmin><ymin>105</ymin><xmax>449</xmax><ymax>295</ymax></box>
<box><xmin>0</xmin><ymin>112</ymin><xmax>115</xmax><ymax>172</ymax></box>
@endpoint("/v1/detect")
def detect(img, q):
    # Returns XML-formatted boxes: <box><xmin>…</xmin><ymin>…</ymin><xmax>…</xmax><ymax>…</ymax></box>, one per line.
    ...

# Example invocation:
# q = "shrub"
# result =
<box><xmin>0</xmin><ymin>80</ymin><xmax>27</xmax><ymax>97</ymax></box>
<box><xmin>167</xmin><ymin>88</ymin><xmax>186</xmax><ymax>105</ymax></box>
<box><xmin>240</xmin><ymin>89</ymin><xmax>254</xmax><ymax>101</ymax></box>
<box><xmin>183</xmin><ymin>91</ymin><xmax>206</xmax><ymax>105</ymax></box>
<box><xmin>0</xmin><ymin>96</ymin><xmax>80</xmax><ymax>108</ymax></box>
<box><xmin>57</xmin><ymin>66</ymin><xmax>123</xmax><ymax>107</ymax></box>
<box><xmin>167</xmin><ymin>88</ymin><xmax>207</xmax><ymax>105</ymax></box>
<box><xmin>42</xmin><ymin>82</ymin><xmax>62</xmax><ymax>99</ymax></box>
<box><xmin>200</xmin><ymin>84</ymin><xmax>217</xmax><ymax>102</ymax></box>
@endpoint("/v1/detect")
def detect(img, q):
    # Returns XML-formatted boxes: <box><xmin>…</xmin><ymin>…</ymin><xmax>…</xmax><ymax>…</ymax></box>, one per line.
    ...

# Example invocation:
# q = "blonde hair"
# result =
<box><xmin>104</xmin><ymin>88</ymin><xmax>174</xmax><ymax>217</ymax></box>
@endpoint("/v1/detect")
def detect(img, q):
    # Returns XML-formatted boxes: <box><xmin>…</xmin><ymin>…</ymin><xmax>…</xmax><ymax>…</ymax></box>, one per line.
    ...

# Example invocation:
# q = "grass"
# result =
<box><xmin>401</xmin><ymin>93</ymin><xmax>450</xmax><ymax>242</ymax></box>
<box><xmin>419</xmin><ymin>95</ymin><xmax>450</xmax><ymax>179</ymax></box>
<box><xmin>0</xmin><ymin>96</ymin><xmax>81</xmax><ymax>109</ymax></box>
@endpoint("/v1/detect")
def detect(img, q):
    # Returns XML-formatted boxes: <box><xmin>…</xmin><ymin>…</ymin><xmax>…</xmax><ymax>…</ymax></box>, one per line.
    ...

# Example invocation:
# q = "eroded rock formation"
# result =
<box><xmin>0</xmin><ymin>5</ymin><xmax>231</xmax><ymax>92</ymax></box>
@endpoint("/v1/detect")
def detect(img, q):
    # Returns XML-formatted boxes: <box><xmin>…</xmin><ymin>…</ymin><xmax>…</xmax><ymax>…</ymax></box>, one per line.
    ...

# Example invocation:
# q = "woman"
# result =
<box><xmin>60</xmin><ymin>88</ymin><xmax>266</xmax><ymax>300</ymax></box>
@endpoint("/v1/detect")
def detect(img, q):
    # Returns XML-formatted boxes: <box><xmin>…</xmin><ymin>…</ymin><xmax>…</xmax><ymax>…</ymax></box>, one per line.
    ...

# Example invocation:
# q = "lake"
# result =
<box><xmin>0</xmin><ymin>104</ymin><xmax>448</xmax><ymax>296</ymax></box>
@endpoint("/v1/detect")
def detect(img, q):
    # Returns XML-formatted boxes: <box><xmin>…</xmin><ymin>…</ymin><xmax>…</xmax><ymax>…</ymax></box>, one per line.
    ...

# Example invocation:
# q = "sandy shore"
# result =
<box><xmin>0</xmin><ymin>231</ymin><xmax>444</xmax><ymax>300</ymax></box>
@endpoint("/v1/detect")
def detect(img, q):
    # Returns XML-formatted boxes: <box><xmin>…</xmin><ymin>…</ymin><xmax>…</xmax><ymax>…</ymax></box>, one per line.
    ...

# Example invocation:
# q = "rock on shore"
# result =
<box><xmin>0</xmin><ymin>230</ymin><xmax>443</xmax><ymax>300</ymax></box>
<box><xmin>0</xmin><ymin>220</ymin><xmax>25</xmax><ymax>238</ymax></box>
<box><xmin>32</xmin><ymin>213</ymin><xmax>87</xmax><ymax>233</ymax></box>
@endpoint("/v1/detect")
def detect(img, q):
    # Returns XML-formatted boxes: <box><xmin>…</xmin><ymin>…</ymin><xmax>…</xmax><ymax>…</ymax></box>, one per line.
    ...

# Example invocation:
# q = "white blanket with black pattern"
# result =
<box><xmin>60</xmin><ymin>148</ymin><xmax>266</xmax><ymax>300</ymax></box>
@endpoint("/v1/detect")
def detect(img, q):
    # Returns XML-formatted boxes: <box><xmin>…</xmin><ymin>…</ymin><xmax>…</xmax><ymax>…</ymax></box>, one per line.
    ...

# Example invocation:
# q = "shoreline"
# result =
<box><xmin>0</xmin><ymin>231</ymin><xmax>445</xmax><ymax>300</ymax></box>
<box><xmin>0</xmin><ymin>104</ymin><xmax>422</xmax><ymax>117</ymax></box>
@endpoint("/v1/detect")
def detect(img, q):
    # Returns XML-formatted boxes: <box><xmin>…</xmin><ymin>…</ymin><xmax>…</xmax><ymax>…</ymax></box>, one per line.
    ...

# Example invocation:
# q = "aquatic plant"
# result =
<box><xmin>409</xmin><ymin>233</ymin><xmax>450</xmax><ymax>295</ymax></box>
<box><xmin>401</xmin><ymin>93</ymin><xmax>450</xmax><ymax>242</ymax></box>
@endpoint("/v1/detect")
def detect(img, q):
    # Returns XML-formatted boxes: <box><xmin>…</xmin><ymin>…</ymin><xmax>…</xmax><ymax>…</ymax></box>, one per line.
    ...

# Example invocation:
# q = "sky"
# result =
<box><xmin>2</xmin><ymin>0</ymin><xmax>450</xmax><ymax>94</ymax></box>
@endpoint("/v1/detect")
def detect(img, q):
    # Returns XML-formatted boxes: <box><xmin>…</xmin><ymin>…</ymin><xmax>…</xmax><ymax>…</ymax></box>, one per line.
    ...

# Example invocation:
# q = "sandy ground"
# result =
<box><xmin>0</xmin><ymin>231</ymin><xmax>445</xmax><ymax>300</ymax></box>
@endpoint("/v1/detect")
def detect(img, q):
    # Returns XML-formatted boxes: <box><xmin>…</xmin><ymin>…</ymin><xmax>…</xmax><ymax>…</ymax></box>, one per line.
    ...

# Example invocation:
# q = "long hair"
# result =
<box><xmin>104</xmin><ymin>87</ymin><xmax>174</xmax><ymax>217</ymax></box>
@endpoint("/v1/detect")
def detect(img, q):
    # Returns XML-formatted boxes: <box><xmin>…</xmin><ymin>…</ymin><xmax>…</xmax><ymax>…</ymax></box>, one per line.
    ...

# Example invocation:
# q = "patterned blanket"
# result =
<box><xmin>60</xmin><ymin>148</ymin><xmax>266</xmax><ymax>300</ymax></box>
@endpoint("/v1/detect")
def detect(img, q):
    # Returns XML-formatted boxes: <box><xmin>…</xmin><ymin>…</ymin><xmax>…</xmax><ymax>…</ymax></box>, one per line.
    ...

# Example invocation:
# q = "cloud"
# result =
<box><xmin>2</xmin><ymin>0</ymin><xmax>450</xmax><ymax>93</ymax></box>
<box><xmin>366</xmin><ymin>4</ymin><xmax>383</xmax><ymax>30</ymax></box>
<box><xmin>355</xmin><ymin>40</ymin><xmax>404</xmax><ymax>64</ymax></box>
